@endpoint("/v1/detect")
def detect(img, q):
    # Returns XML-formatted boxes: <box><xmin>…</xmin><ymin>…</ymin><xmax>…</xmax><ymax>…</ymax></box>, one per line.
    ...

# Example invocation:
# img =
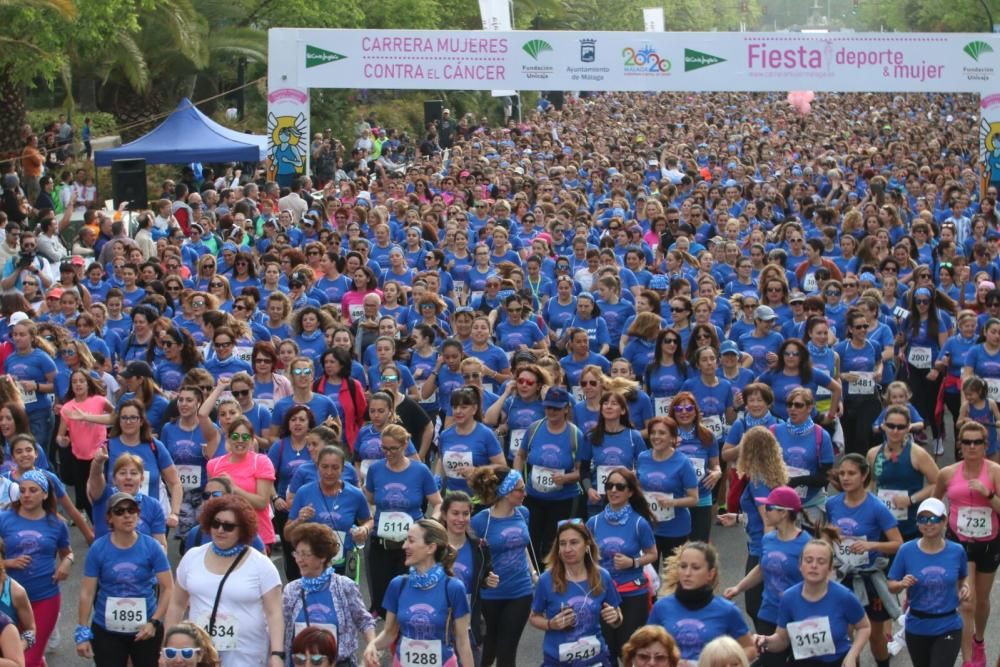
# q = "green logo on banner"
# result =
<box><xmin>684</xmin><ymin>48</ymin><xmax>726</xmax><ymax>72</ymax></box>
<box><xmin>306</xmin><ymin>44</ymin><xmax>346</xmax><ymax>68</ymax></box>
<box><xmin>964</xmin><ymin>40</ymin><xmax>994</xmax><ymax>62</ymax></box>
<box><xmin>522</xmin><ymin>39</ymin><xmax>553</xmax><ymax>60</ymax></box>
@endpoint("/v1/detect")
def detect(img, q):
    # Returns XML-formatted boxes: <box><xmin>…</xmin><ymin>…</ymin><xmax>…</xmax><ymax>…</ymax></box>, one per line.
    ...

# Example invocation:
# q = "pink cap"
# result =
<box><xmin>754</xmin><ymin>486</ymin><xmax>802</xmax><ymax>512</ymax></box>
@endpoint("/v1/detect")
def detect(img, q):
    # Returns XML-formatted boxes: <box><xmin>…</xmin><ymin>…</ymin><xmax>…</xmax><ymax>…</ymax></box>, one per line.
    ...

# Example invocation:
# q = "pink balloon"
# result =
<box><xmin>803</xmin><ymin>91</ymin><xmax>815</xmax><ymax>103</ymax></box>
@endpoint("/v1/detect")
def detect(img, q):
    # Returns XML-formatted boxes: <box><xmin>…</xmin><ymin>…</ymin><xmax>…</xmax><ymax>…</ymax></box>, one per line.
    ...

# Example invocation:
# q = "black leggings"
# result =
<box><xmin>905</xmin><ymin>630</ymin><xmax>962</xmax><ymax>667</ymax></box>
<box><xmin>754</xmin><ymin>619</ymin><xmax>789</xmax><ymax>666</ymax></box>
<box><xmin>526</xmin><ymin>495</ymin><xmax>577</xmax><ymax>568</ymax></box>
<box><xmin>272</xmin><ymin>509</ymin><xmax>300</xmax><ymax>581</ymax></box>
<box><xmin>368</xmin><ymin>538</ymin><xmax>407</xmax><ymax>618</ymax></box>
<box><xmin>690</xmin><ymin>505</ymin><xmax>713</xmax><ymax>543</ymax></box>
<box><xmin>907</xmin><ymin>363</ymin><xmax>942</xmax><ymax>439</ymax></box>
<box><xmin>91</xmin><ymin>622</ymin><xmax>164</xmax><ymax>667</ymax></box>
<box><xmin>601</xmin><ymin>593</ymin><xmax>649</xmax><ymax>662</ymax></box>
<box><xmin>654</xmin><ymin>535</ymin><xmax>689</xmax><ymax>575</ymax></box>
<box><xmin>841</xmin><ymin>396</ymin><xmax>882</xmax><ymax>457</ymax></box>
<box><xmin>71</xmin><ymin>452</ymin><xmax>94</xmax><ymax>520</ymax></box>
<box><xmin>744</xmin><ymin>554</ymin><xmax>763</xmax><ymax>625</ymax></box>
<box><xmin>480</xmin><ymin>595</ymin><xmax>532</xmax><ymax>667</ymax></box>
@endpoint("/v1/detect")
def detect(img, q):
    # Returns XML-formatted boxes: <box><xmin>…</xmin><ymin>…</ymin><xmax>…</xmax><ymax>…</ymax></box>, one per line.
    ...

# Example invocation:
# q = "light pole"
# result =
<box><xmin>980</xmin><ymin>0</ymin><xmax>995</xmax><ymax>32</ymax></box>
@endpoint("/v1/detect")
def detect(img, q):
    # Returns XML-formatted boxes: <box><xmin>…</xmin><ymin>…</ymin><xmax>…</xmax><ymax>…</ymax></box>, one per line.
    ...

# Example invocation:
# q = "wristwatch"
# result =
<box><xmin>271</xmin><ymin>651</ymin><xmax>286</xmax><ymax>660</ymax></box>
<box><xmin>150</xmin><ymin>619</ymin><xmax>163</xmax><ymax>630</ymax></box>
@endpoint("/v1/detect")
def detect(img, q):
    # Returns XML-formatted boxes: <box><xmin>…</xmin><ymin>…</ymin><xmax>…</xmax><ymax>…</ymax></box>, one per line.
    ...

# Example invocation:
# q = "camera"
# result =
<box><xmin>17</xmin><ymin>252</ymin><xmax>34</xmax><ymax>269</ymax></box>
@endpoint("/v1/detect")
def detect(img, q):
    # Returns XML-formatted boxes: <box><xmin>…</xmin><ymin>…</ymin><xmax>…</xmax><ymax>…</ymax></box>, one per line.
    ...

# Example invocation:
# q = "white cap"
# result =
<box><xmin>917</xmin><ymin>497</ymin><xmax>946</xmax><ymax>518</ymax></box>
<box><xmin>8</xmin><ymin>312</ymin><xmax>28</xmax><ymax>326</ymax></box>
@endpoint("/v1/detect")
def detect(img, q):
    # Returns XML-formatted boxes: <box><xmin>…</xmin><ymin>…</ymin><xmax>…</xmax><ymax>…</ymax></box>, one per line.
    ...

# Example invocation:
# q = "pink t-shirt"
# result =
<box><xmin>207</xmin><ymin>453</ymin><xmax>277</xmax><ymax>544</ymax></box>
<box><xmin>60</xmin><ymin>395</ymin><xmax>109</xmax><ymax>460</ymax></box>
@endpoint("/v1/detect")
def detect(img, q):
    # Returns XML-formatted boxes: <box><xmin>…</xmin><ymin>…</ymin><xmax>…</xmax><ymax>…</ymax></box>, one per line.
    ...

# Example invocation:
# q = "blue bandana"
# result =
<box><xmin>498</xmin><ymin>470</ymin><xmax>523</xmax><ymax>497</ymax></box>
<box><xmin>603</xmin><ymin>503</ymin><xmax>632</xmax><ymax>525</ymax></box>
<box><xmin>21</xmin><ymin>470</ymin><xmax>48</xmax><ymax>494</ymax></box>
<box><xmin>301</xmin><ymin>567</ymin><xmax>334</xmax><ymax>593</ymax></box>
<box><xmin>787</xmin><ymin>417</ymin><xmax>816</xmax><ymax>437</ymax></box>
<box><xmin>744</xmin><ymin>413</ymin><xmax>772</xmax><ymax>429</ymax></box>
<box><xmin>408</xmin><ymin>564</ymin><xmax>445</xmax><ymax>590</ymax></box>
<box><xmin>211</xmin><ymin>543</ymin><xmax>246</xmax><ymax>558</ymax></box>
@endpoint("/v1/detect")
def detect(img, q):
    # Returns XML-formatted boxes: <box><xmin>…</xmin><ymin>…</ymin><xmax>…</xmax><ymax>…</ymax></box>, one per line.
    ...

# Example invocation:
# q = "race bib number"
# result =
<box><xmin>509</xmin><ymin>429</ymin><xmax>527</xmax><ymax>457</ymax></box>
<box><xmin>835</xmin><ymin>538</ymin><xmax>868</xmax><ymax>569</ymax></box>
<box><xmin>558</xmin><ymin>635</ymin><xmax>602</xmax><ymax>664</ymax></box>
<box><xmin>197</xmin><ymin>612</ymin><xmax>238</xmax><ymax>651</ymax></box>
<box><xmin>689</xmin><ymin>457</ymin><xmax>706</xmax><ymax>481</ymax></box>
<box><xmin>957</xmin><ymin>506</ymin><xmax>992</xmax><ymax>539</ymax></box>
<box><xmin>645</xmin><ymin>492</ymin><xmax>674</xmax><ymax>522</ymax></box>
<box><xmin>703</xmin><ymin>415</ymin><xmax>725</xmax><ymax>440</ymax></box>
<box><xmin>470</xmin><ymin>290</ymin><xmax>483</xmax><ymax>304</ymax></box>
<box><xmin>907</xmin><ymin>346</ymin><xmax>932</xmax><ymax>369</ymax></box>
<box><xmin>454</xmin><ymin>281</ymin><xmax>466</xmax><ymax>295</ymax></box>
<box><xmin>330</xmin><ymin>530</ymin><xmax>347</xmax><ymax>566</ymax></box>
<box><xmin>987</xmin><ymin>378</ymin><xmax>1000</xmax><ymax>402</ymax></box>
<box><xmin>786</xmin><ymin>616</ymin><xmax>835</xmax><ymax>660</ymax></box>
<box><xmin>653</xmin><ymin>396</ymin><xmax>673</xmax><ymax>417</ymax></box>
<box><xmin>443</xmin><ymin>450</ymin><xmax>473</xmax><ymax>479</ymax></box>
<box><xmin>105</xmin><ymin>596</ymin><xmax>146</xmax><ymax>634</ymax></box>
<box><xmin>571</xmin><ymin>386</ymin><xmax>585</xmax><ymax>402</ymax></box>
<box><xmin>348</xmin><ymin>304</ymin><xmax>365</xmax><ymax>322</ymax></box>
<box><xmin>234</xmin><ymin>346</ymin><xmax>253</xmax><ymax>364</ymax></box>
<box><xmin>360</xmin><ymin>459</ymin><xmax>375</xmax><ymax>480</ymax></box>
<box><xmin>849</xmin><ymin>372</ymin><xmax>875</xmax><ymax>395</ymax></box>
<box><xmin>876</xmin><ymin>489</ymin><xmax>908</xmax><ymax>521</ymax></box>
<box><xmin>294</xmin><ymin>622</ymin><xmax>337</xmax><ymax>644</ymax></box>
<box><xmin>400</xmin><ymin>637</ymin><xmax>442</xmax><ymax>667</ymax></box>
<box><xmin>416</xmin><ymin>381</ymin><xmax>437</xmax><ymax>404</ymax></box>
<box><xmin>176</xmin><ymin>464</ymin><xmax>202</xmax><ymax>491</ymax></box>
<box><xmin>377</xmin><ymin>511</ymin><xmax>413</xmax><ymax>542</ymax></box>
<box><xmin>815</xmin><ymin>385</ymin><xmax>832</xmax><ymax>399</ymax></box>
<box><xmin>802</xmin><ymin>273</ymin><xmax>818</xmax><ymax>293</ymax></box>
<box><xmin>786</xmin><ymin>465</ymin><xmax>810</xmax><ymax>498</ymax></box>
<box><xmin>530</xmin><ymin>466</ymin><xmax>562</xmax><ymax>494</ymax></box>
<box><xmin>18</xmin><ymin>383</ymin><xmax>36</xmax><ymax>405</ymax></box>
<box><xmin>595</xmin><ymin>465</ymin><xmax>616</xmax><ymax>495</ymax></box>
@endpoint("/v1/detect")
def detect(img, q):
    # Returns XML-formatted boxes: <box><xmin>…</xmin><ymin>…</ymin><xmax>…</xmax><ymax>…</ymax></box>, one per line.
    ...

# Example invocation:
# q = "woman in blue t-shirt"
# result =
<box><xmin>75</xmin><ymin>491</ymin><xmax>172</xmax><ymax>666</ymax></box>
<box><xmin>643</xmin><ymin>328</ymin><xmax>690</xmax><ymax>415</ymax></box>
<box><xmin>900</xmin><ymin>287</ymin><xmax>951</xmax><ymax>447</ymax></box>
<box><xmin>887</xmin><ymin>497</ymin><xmax>968</xmax><ymax>667</ymax></box>
<box><xmin>3</xmin><ymin>321</ymin><xmax>58</xmax><ymax>457</ymax></box>
<box><xmin>485</xmin><ymin>363</ymin><xmax>548</xmax><ymax>463</ymax></box>
<box><xmin>438</xmin><ymin>387</ymin><xmax>504</xmax><ymax>496</ymax></box>
<box><xmin>468</xmin><ymin>467</ymin><xmax>535</xmax><ymax>667</ymax></box>
<box><xmin>583</xmin><ymin>392</ymin><xmax>645</xmax><ymax>515</ymax></box>
<box><xmin>827</xmin><ymin>453</ymin><xmax>903</xmax><ymax>667</ymax></box>
<box><xmin>363</xmin><ymin>519</ymin><xmax>475</xmax><ymax>667</ymax></box>
<box><xmin>528</xmin><ymin>521</ymin><xmax>624</xmax><ymax>667</ymax></box>
<box><xmin>585</xmin><ymin>468</ymin><xmax>657</xmax><ymax>663</ymax></box>
<box><xmin>753</xmin><ymin>539</ymin><xmax>871</xmax><ymax>666</ymax></box>
<box><xmin>648</xmin><ymin>541</ymin><xmax>754</xmax><ymax>664</ymax></box>
<box><xmin>0</xmin><ymin>471</ymin><xmax>72</xmax><ymax>666</ymax></box>
<box><xmin>667</xmin><ymin>392</ymin><xmax>721</xmax><ymax>543</ymax></box>
<box><xmin>160</xmin><ymin>386</ymin><xmax>218</xmax><ymax>542</ymax></box>
<box><xmin>513</xmin><ymin>387</ymin><xmax>586</xmax><ymax>563</ymax></box>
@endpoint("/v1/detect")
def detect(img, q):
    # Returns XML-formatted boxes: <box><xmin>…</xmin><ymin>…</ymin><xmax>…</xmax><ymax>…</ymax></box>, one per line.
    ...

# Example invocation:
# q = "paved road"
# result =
<box><xmin>50</xmin><ymin>438</ymin><xmax>981</xmax><ymax>666</ymax></box>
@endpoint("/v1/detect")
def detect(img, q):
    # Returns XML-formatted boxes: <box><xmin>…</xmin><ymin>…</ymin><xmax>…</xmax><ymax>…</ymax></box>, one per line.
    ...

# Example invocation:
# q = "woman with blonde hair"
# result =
<box><xmin>697</xmin><ymin>635</ymin><xmax>748</xmax><ymax>667</ymax></box>
<box><xmin>622</xmin><ymin>625</ymin><xmax>681</xmax><ymax>667</ymax></box>
<box><xmin>160</xmin><ymin>621</ymin><xmax>220</xmax><ymax>666</ymax></box>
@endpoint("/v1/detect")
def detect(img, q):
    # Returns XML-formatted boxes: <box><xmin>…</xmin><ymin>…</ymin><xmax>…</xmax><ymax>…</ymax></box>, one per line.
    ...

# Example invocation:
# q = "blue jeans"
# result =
<box><xmin>28</xmin><ymin>409</ymin><xmax>55</xmax><ymax>467</ymax></box>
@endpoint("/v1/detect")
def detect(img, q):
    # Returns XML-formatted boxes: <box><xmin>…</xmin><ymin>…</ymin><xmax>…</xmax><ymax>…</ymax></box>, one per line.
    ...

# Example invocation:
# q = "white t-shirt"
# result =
<box><xmin>176</xmin><ymin>544</ymin><xmax>282</xmax><ymax>667</ymax></box>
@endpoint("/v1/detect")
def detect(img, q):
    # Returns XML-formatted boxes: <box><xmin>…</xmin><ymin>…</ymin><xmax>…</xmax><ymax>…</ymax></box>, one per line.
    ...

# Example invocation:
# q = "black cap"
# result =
<box><xmin>121</xmin><ymin>360</ymin><xmax>154</xmax><ymax>379</ymax></box>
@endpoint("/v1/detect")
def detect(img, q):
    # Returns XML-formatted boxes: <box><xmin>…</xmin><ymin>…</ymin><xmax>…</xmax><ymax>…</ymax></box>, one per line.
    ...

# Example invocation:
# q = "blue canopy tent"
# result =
<box><xmin>95</xmin><ymin>98</ymin><xmax>268</xmax><ymax>167</ymax></box>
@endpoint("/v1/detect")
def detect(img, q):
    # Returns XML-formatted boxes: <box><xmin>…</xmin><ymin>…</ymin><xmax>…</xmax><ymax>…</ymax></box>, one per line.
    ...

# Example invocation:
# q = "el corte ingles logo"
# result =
<box><xmin>684</xmin><ymin>48</ymin><xmax>725</xmax><ymax>72</ymax></box>
<box><xmin>306</xmin><ymin>45</ymin><xmax>346</xmax><ymax>68</ymax></box>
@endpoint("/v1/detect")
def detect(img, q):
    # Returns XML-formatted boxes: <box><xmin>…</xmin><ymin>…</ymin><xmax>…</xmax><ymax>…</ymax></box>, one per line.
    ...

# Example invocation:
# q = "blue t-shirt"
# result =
<box><xmin>777</xmin><ymin>581</ymin><xmax>867</xmax><ymax>663</ymax></box>
<box><xmin>383</xmin><ymin>574</ymin><xmax>470</xmax><ymax>665</ymax></box>
<box><xmin>636</xmin><ymin>449</ymin><xmax>698</xmax><ymax>538</ymax></box>
<box><xmin>759</xmin><ymin>369</ymin><xmax>835</xmax><ymax>420</ymax></box>
<box><xmin>758</xmin><ymin>529</ymin><xmax>811</xmax><ymax>624</ymax></box>
<box><xmin>83</xmin><ymin>533</ymin><xmax>170</xmax><ymax>633</ymax></box>
<box><xmin>649</xmin><ymin>594</ymin><xmax>749</xmax><ymax>663</ymax></box>
<box><xmin>289</xmin><ymin>482</ymin><xmax>371</xmax><ymax>556</ymax></box>
<box><xmin>271</xmin><ymin>394</ymin><xmax>341</xmax><ymax>431</ymax></box>
<box><xmin>438</xmin><ymin>423</ymin><xmax>502</xmax><ymax>494</ymax></box>
<box><xmin>159</xmin><ymin>421</ymin><xmax>213</xmax><ymax>494</ymax></box>
<box><xmin>964</xmin><ymin>343</ymin><xmax>1000</xmax><ymax>380</ymax></box>
<box><xmin>523</xmin><ymin>421</ymin><xmax>586</xmax><ymax>501</ymax></box>
<box><xmin>771</xmin><ymin>423</ymin><xmax>834</xmax><ymax>505</ymax></box>
<box><xmin>495</xmin><ymin>320</ymin><xmax>545</xmax><ymax>353</ymax></box>
<box><xmin>676</xmin><ymin>430</ymin><xmax>720</xmax><ymax>505</ymax></box>
<box><xmin>3</xmin><ymin>349</ymin><xmax>57</xmax><ymax>414</ymax></box>
<box><xmin>364</xmin><ymin>459</ymin><xmax>437</xmax><ymax>526</ymax></box>
<box><xmin>586</xmin><ymin>509</ymin><xmax>655</xmax><ymax>594</ymax></box>
<box><xmin>586</xmin><ymin>430</ymin><xmax>646</xmax><ymax>504</ymax></box>
<box><xmin>888</xmin><ymin>538</ymin><xmax>966</xmax><ymax>636</ymax></box>
<box><xmin>0</xmin><ymin>510</ymin><xmax>70</xmax><ymax>600</ymax></box>
<box><xmin>288</xmin><ymin>460</ymin><xmax>359</xmax><ymax>495</ymax></box>
<box><xmin>738</xmin><ymin>331</ymin><xmax>784</xmax><ymax>376</ymax></box>
<box><xmin>532</xmin><ymin>568</ymin><xmax>621</xmax><ymax>665</ymax></box>
<box><xmin>267</xmin><ymin>439</ymin><xmax>313</xmax><ymax>497</ymax></box>
<box><xmin>826</xmin><ymin>492</ymin><xmax>899</xmax><ymax>568</ymax></box>
<box><xmin>470</xmin><ymin>506</ymin><xmax>534</xmax><ymax>600</ymax></box>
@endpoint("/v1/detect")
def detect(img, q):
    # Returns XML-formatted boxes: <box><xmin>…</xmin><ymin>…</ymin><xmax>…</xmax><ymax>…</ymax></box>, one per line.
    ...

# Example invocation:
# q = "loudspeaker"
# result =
<box><xmin>548</xmin><ymin>91</ymin><xmax>565</xmax><ymax>110</ymax></box>
<box><xmin>111</xmin><ymin>158</ymin><xmax>148</xmax><ymax>209</ymax></box>
<box><xmin>424</xmin><ymin>100</ymin><xmax>444</xmax><ymax>128</ymax></box>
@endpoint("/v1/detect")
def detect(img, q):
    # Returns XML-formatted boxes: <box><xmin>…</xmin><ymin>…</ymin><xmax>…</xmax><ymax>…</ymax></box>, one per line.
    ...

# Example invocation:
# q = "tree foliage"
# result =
<box><xmin>856</xmin><ymin>0</ymin><xmax>997</xmax><ymax>32</ymax></box>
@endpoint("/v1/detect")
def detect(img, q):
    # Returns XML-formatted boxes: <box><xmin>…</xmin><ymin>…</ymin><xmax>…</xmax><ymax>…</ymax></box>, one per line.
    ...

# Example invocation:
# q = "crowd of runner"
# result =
<box><xmin>0</xmin><ymin>89</ymin><xmax>993</xmax><ymax>667</ymax></box>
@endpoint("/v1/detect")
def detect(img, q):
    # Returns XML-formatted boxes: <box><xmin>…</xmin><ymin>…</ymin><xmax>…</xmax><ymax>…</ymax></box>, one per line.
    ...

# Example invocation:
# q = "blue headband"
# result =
<box><xmin>21</xmin><ymin>470</ymin><xmax>48</xmax><ymax>494</ymax></box>
<box><xmin>915</xmin><ymin>287</ymin><xmax>932</xmax><ymax>299</ymax></box>
<box><xmin>498</xmin><ymin>470</ymin><xmax>523</xmax><ymax>497</ymax></box>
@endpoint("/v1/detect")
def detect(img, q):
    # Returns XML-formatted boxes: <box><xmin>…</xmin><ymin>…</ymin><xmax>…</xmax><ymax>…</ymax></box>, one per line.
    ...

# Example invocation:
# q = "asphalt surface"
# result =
<box><xmin>50</xmin><ymin>435</ymin><xmax>977</xmax><ymax>666</ymax></box>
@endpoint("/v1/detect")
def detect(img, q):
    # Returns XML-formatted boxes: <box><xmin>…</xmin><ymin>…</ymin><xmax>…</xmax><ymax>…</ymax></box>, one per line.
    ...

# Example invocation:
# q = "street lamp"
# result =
<box><xmin>980</xmin><ymin>0</ymin><xmax>995</xmax><ymax>32</ymax></box>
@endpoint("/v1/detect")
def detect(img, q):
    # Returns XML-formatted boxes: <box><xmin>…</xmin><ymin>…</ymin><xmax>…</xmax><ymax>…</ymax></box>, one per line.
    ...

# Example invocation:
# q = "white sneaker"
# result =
<box><xmin>934</xmin><ymin>438</ymin><xmax>945</xmax><ymax>456</ymax></box>
<box><xmin>46</xmin><ymin>623</ymin><xmax>61</xmax><ymax>653</ymax></box>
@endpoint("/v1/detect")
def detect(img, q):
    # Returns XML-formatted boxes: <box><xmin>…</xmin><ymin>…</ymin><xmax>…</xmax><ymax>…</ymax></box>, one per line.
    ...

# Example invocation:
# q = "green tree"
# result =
<box><xmin>856</xmin><ymin>0</ymin><xmax>997</xmax><ymax>32</ymax></box>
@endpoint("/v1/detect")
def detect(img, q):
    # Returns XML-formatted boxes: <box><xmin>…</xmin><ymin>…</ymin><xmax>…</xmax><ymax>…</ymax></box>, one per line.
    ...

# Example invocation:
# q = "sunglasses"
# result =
<box><xmin>210</xmin><ymin>282</ymin><xmax>224</xmax><ymax>288</ymax></box>
<box><xmin>111</xmin><ymin>505</ymin><xmax>139</xmax><ymax>516</ymax></box>
<box><xmin>670</xmin><ymin>307</ymin><xmax>687</xmax><ymax>313</ymax></box>
<box><xmin>215</xmin><ymin>340</ymin><xmax>234</xmax><ymax>348</ymax></box>
<box><xmin>852</xmin><ymin>323</ymin><xmax>870</xmax><ymax>330</ymax></box>
<box><xmin>293</xmin><ymin>367</ymin><xmax>313</xmax><ymax>376</ymax></box>
<box><xmin>915</xmin><ymin>299</ymin><xmax>930</xmax><ymax>305</ymax></box>
<box><xmin>231</xmin><ymin>389</ymin><xmax>250</xmax><ymax>398</ymax></box>
<box><xmin>825</xmin><ymin>291</ymin><xmax>841</xmax><ymax>297</ymax></box>
<box><xmin>163</xmin><ymin>648</ymin><xmax>201</xmax><ymax>660</ymax></box>
<box><xmin>192</xmin><ymin>300</ymin><xmax>206</xmax><ymax>307</ymax></box>
<box><xmin>961</xmin><ymin>438</ymin><xmax>987</xmax><ymax>446</ymax></box>
<box><xmin>380</xmin><ymin>445</ymin><xmax>404</xmax><ymax>454</ymax></box>
<box><xmin>915</xmin><ymin>515</ymin><xmax>945</xmax><ymax>525</ymax></box>
<box><xmin>380</xmin><ymin>375</ymin><xmax>400</xmax><ymax>383</ymax></box>
<box><xmin>765</xmin><ymin>504</ymin><xmax>792</xmax><ymax>512</ymax></box>
<box><xmin>605</xmin><ymin>482</ymin><xmax>629</xmax><ymax>492</ymax></box>
<box><xmin>783</xmin><ymin>350</ymin><xmax>801</xmax><ymax>357</ymax></box>
<box><xmin>233</xmin><ymin>304</ymin><xmax>247</xmax><ymax>311</ymax></box>
<box><xmin>210</xmin><ymin>519</ymin><xmax>238</xmax><ymax>532</ymax></box>
<box><xmin>60</xmin><ymin>348</ymin><xmax>77</xmax><ymax>356</ymax></box>
<box><xmin>883</xmin><ymin>423</ymin><xmax>908</xmax><ymax>431</ymax></box>
<box><xmin>230</xmin><ymin>432</ymin><xmax>252</xmax><ymax>442</ymax></box>
<box><xmin>201</xmin><ymin>490</ymin><xmax>224</xmax><ymax>501</ymax></box>
<box><xmin>558</xmin><ymin>518</ymin><xmax>584</xmax><ymax>527</ymax></box>
<box><xmin>843</xmin><ymin>282</ymin><xmax>858</xmax><ymax>288</ymax></box>
<box><xmin>673</xmin><ymin>404</ymin><xmax>695</xmax><ymax>414</ymax></box>
<box><xmin>786</xmin><ymin>401</ymin><xmax>809</xmax><ymax>409</ymax></box>
<box><xmin>292</xmin><ymin>655</ymin><xmax>327</xmax><ymax>666</ymax></box>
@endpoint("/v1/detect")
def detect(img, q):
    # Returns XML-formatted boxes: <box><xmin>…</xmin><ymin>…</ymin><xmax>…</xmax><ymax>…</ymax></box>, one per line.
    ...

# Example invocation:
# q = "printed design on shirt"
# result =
<box><xmin>383</xmin><ymin>483</ymin><xmax>411</xmax><ymax>510</ymax></box>
<box><xmin>405</xmin><ymin>603</ymin><xmax>439</xmax><ymax>640</ymax></box>
<box><xmin>565</xmin><ymin>595</ymin><xmax>598</xmax><ymax>640</ymax></box>
<box><xmin>834</xmin><ymin>517</ymin><xmax>860</xmax><ymax>537</ymax></box>
<box><xmin>673</xmin><ymin>618</ymin><xmax>708</xmax><ymax>658</ymax></box>
<box><xmin>495</xmin><ymin>526</ymin><xmax>528</xmax><ymax>570</ymax></box>
<box><xmin>538</xmin><ymin>444</ymin><xmax>566</xmax><ymax>469</ymax></box>
<box><xmin>13</xmin><ymin>530</ymin><xmax>42</xmax><ymax>556</ymax></box>
<box><xmin>915</xmin><ymin>565</ymin><xmax>949</xmax><ymax>605</ymax></box>
<box><xmin>109</xmin><ymin>562</ymin><xmax>145</xmax><ymax>596</ymax></box>
<box><xmin>761</xmin><ymin>551</ymin><xmax>793</xmax><ymax>596</ymax></box>
<box><xmin>170</xmin><ymin>439</ymin><xmax>201</xmax><ymax>464</ymax></box>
